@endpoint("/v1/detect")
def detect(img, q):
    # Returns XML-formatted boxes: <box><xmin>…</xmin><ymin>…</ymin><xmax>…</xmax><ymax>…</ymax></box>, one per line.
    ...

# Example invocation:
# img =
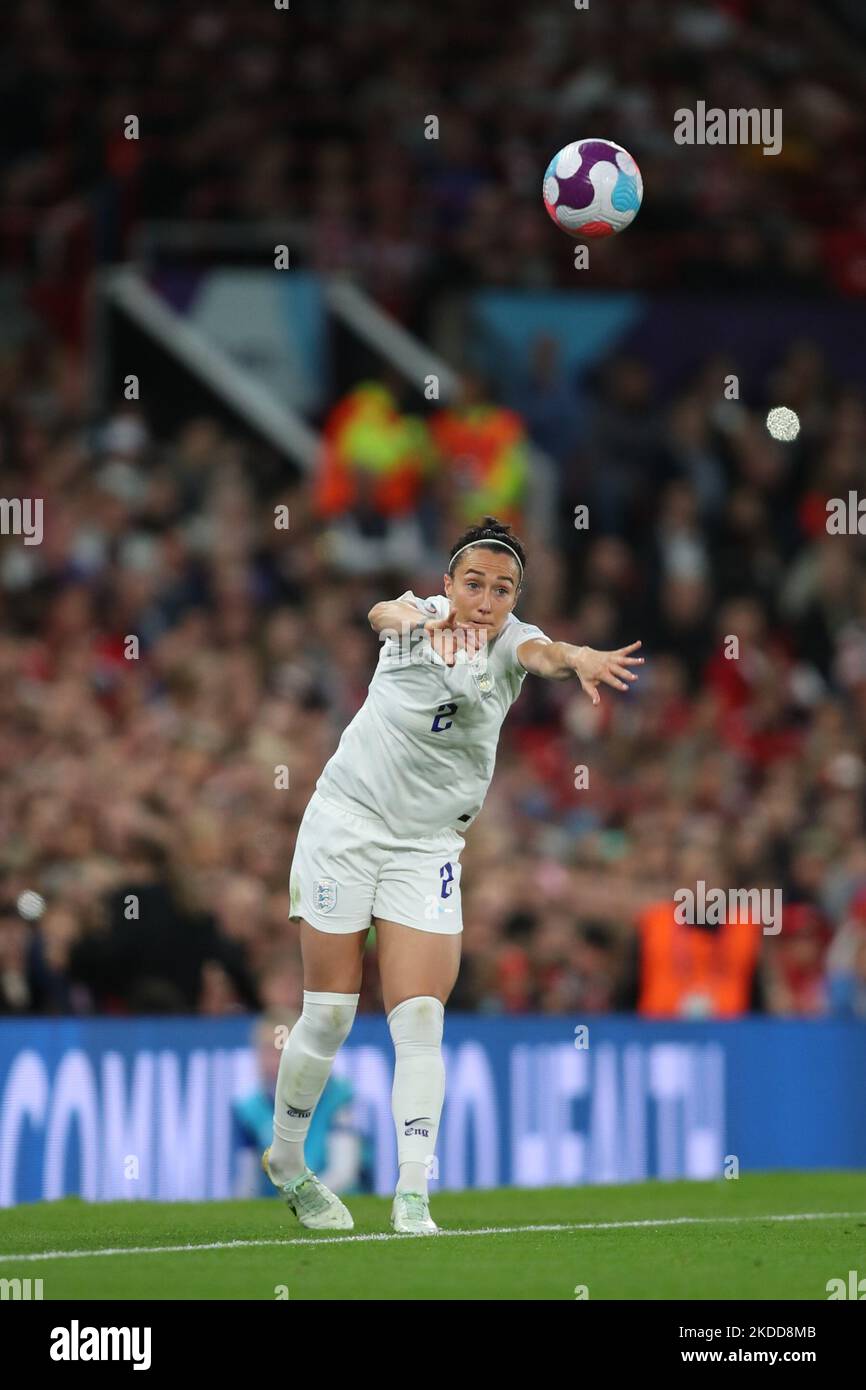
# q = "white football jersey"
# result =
<box><xmin>315</xmin><ymin>590</ymin><xmax>552</xmax><ymax>838</ymax></box>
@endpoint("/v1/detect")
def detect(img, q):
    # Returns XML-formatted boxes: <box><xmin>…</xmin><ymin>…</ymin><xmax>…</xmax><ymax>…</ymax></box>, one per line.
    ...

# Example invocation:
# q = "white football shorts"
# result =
<box><xmin>289</xmin><ymin>790</ymin><xmax>464</xmax><ymax>935</ymax></box>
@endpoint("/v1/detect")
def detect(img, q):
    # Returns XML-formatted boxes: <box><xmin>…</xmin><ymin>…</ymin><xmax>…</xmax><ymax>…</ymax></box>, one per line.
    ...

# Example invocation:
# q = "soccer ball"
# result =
<box><xmin>543</xmin><ymin>139</ymin><xmax>643</xmax><ymax>239</ymax></box>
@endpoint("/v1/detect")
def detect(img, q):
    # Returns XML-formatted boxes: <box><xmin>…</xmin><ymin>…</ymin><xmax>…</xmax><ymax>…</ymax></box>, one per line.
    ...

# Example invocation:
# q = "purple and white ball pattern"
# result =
<box><xmin>543</xmin><ymin>139</ymin><xmax>643</xmax><ymax>239</ymax></box>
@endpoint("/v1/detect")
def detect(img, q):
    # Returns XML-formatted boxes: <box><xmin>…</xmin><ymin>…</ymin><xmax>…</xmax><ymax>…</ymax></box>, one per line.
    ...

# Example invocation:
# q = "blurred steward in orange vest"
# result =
<box><xmin>636</xmin><ymin>879</ymin><xmax>764</xmax><ymax>1018</ymax></box>
<box><xmin>430</xmin><ymin>372</ymin><xmax>530</xmax><ymax>532</ymax></box>
<box><xmin>314</xmin><ymin>381</ymin><xmax>433</xmax><ymax>520</ymax></box>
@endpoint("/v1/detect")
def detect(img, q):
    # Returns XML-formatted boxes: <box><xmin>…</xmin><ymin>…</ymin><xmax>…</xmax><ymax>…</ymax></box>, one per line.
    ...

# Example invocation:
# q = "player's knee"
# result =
<box><xmin>387</xmin><ymin>995</ymin><xmax>445</xmax><ymax>1048</ymax></box>
<box><xmin>299</xmin><ymin>990</ymin><xmax>359</xmax><ymax>1053</ymax></box>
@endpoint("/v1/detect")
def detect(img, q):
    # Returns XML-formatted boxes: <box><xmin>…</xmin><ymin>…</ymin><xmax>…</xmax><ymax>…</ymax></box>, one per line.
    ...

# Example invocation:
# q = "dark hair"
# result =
<box><xmin>447</xmin><ymin>516</ymin><xmax>526</xmax><ymax>586</ymax></box>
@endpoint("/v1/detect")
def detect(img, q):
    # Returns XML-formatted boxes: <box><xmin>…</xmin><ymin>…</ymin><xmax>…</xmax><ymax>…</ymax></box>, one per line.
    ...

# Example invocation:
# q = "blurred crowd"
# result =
<box><xmin>4</xmin><ymin>0</ymin><xmax>866</xmax><ymax>335</ymax></box>
<box><xmin>3</xmin><ymin>0</ymin><xmax>866</xmax><ymax>1021</ymax></box>
<box><xmin>3</xmin><ymin>320</ymin><xmax>866</xmax><ymax>1020</ymax></box>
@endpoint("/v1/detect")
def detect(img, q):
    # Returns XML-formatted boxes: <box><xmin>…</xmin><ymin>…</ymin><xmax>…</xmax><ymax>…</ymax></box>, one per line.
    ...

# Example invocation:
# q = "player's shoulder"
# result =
<box><xmin>499</xmin><ymin>610</ymin><xmax>552</xmax><ymax>643</ymax></box>
<box><xmin>493</xmin><ymin>611</ymin><xmax>553</xmax><ymax>675</ymax></box>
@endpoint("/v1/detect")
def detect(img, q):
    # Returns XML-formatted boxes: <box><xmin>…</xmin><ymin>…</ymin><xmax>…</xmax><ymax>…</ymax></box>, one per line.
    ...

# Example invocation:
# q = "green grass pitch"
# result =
<box><xmin>1</xmin><ymin>1172</ymin><xmax>863</xmax><ymax>1300</ymax></box>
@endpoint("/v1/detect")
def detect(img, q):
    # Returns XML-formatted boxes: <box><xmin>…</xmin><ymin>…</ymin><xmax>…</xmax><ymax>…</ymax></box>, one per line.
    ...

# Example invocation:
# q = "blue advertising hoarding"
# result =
<box><xmin>1</xmin><ymin>1016</ymin><xmax>864</xmax><ymax>1207</ymax></box>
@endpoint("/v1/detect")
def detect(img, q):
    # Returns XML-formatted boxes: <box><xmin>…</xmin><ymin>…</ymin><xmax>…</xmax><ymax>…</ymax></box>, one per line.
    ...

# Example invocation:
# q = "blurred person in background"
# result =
<box><xmin>430</xmin><ymin>373</ymin><xmax>531</xmax><ymax>533</ymax></box>
<box><xmin>0</xmin><ymin>912</ymin><xmax>30</xmax><ymax>1014</ymax></box>
<box><xmin>634</xmin><ymin>851</ymin><xmax>765</xmax><ymax>1018</ymax></box>
<box><xmin>25</xmin><ymin>902</ymin><xmax>90</xmax><ymax>1014</ymax></box>
<box><xmin>313</xmin><ymin>380</ymin><xmax>433</xmax><ymax>574</ymax></box>
<box><xmin>763</xmin><ymin>903</ymin><xmax>831</xmax><ymax>1016</ymax></box>
<box><xmin>233</xmin><ymin>1014</ymin><xmax>364</xmax><ymax>1197</ymax></box>
<box><xmin>826</xmin><ymin>889</ymin><xmax>866</xmax><ymax>1018</ymax></box>
<box><xmin>68</xmin><ymin>838</ymin><xmax>260</xmax><ymax>1014</ymax></box>
<box><xmin>513</xmin><ymin>333</ymin><xmax>581</xmax><ymax>468</ymax></box>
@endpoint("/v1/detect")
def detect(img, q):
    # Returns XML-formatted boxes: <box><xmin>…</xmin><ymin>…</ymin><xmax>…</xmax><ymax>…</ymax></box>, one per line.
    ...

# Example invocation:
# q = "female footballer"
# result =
<box><xmin>263</xmin><ymin>517</ymin><xmax>643</xmax><ymax>1234</ymax></box>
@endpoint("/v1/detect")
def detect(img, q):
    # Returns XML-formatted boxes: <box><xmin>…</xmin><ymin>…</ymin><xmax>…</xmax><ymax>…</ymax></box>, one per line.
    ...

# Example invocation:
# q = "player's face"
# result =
<box><xmin>444</xmin><ymin>549</ymin><xmax>521</xmax><ymax>636</ymax></box>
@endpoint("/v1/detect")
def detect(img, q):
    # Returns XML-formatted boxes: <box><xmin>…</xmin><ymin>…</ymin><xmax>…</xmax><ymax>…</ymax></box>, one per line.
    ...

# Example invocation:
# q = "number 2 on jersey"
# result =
<box><xmin>431</xmin><ymin>702</ymin><xmax>458</xmax><ymax>733</ymax></box>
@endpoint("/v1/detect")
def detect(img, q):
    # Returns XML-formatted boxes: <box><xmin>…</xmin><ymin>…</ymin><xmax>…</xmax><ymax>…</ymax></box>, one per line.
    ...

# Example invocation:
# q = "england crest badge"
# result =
<box><xmin>314</xmin><ymin>878</ymin><xmax>337</xmax><ymax>913</ymax></box>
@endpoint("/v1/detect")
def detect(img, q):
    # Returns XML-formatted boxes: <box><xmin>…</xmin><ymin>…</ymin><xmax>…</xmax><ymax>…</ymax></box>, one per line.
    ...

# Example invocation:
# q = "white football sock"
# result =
<box><xmin>270</xmin><ymin>990</ymin><xmax>359</xmax><ymax>1183</ymax></box>
<box><xmin>388</xmin><ymin>995</ymin><xmax>445</xmax><ymax>1197</ymax></box>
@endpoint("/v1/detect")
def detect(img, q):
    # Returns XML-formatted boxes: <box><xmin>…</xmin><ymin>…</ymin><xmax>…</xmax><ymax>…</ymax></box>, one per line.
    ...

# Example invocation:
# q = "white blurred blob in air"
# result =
<box><xmin>17</xmin><ymin>890</ymin><xmax>46</xmax><ymax>920</ymax></box>
<box><xmin>766</xmin><ymin>406</ymin><xmax>800</xmax><ymax>441</ymax></box>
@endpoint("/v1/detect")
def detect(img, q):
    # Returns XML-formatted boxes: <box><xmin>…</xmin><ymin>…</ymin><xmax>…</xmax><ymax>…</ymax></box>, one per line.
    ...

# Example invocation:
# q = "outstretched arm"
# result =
<box><xmin>368</xmin><ymin>600</ymin><xmax>430</xmax><ymax>635</ymax></box>
<box><xmin>517</xmin><ymin>638</ymin><xmax>643</xmax><ymax>703</ymax></box>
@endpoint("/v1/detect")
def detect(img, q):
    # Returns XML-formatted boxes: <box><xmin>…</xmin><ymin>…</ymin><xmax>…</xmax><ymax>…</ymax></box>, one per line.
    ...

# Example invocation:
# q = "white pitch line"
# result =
<box><xmin>1</xmin><ymin>1210</ymin><xmax>865</xmax><ymax>1264</ymax></box>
